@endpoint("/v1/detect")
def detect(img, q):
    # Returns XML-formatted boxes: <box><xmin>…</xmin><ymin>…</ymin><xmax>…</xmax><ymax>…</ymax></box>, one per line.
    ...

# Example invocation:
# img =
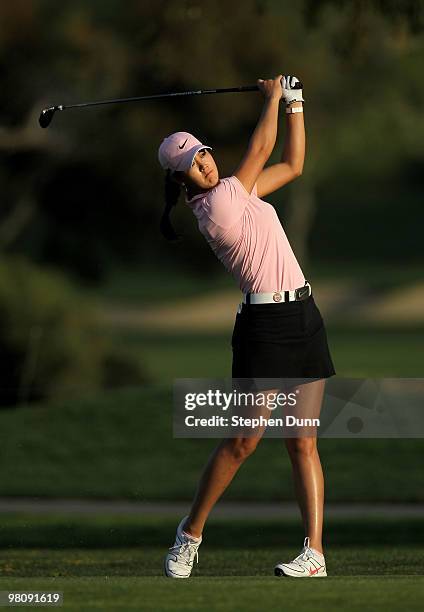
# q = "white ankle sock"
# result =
<box><xmin>182</xmin><ymin>530</ymin><xmax>201</xmax><ymax>542</ymax></box>
<box><xmin>311</xmin><ymin>548</ymin><xmax>325</xmax><ymax>560</ymax></box>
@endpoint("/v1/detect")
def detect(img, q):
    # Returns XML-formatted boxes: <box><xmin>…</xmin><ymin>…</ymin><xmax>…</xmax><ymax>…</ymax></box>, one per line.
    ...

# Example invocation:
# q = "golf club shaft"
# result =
<box><xmin>59</xmin><ymin>85</ymin><xmax>260</xmax><ymax>110</ymax></box>
<box><xmin>39</xmin><ymin>81</ymin><xmax>303</xmax><ymax>127</ymax></box>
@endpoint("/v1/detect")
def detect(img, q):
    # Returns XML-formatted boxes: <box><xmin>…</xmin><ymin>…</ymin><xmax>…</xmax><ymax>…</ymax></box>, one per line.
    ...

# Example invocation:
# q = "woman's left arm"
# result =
<box><xmin>256</xmin><ymin>100</ymin><xmax>305</xmax><ymax>199</ymax></box>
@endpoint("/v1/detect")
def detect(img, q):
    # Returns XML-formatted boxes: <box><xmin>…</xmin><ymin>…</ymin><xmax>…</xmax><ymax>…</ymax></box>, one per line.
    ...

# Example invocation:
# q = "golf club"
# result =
<box><xmin>38</xmin><ymin>80</ymin><xmax>303</xmax><ymax>128</ymax></box>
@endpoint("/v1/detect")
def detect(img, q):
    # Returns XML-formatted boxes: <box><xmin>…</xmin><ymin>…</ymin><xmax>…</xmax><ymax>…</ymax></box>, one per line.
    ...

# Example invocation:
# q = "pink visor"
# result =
<box><xmin>158</xmin><ymin>131</ymin><xmax>212</xmax><ymax>173</ymax></box>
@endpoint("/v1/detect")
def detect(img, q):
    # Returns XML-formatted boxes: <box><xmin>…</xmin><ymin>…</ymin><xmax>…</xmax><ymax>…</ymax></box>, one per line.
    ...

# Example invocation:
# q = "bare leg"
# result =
<box><xmin>183</xmin><ymin>437</ymin><xmax>258</xmax><ymax>538</ymax></box>
<box><xmin>284</xmin><ymin>379</ymin><xmax>326</xmax><ymax>554</ymax></box>
<box><xmin>183</xmin><ymin>389</ymin><xmax>278</xmax><ymax>539</ymax></box>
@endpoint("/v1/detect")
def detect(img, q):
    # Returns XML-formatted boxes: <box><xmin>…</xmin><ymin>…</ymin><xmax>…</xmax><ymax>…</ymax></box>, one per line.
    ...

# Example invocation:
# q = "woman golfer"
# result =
<box><xmin>157</xmin><ymin>75</ymin><xmax>336</xmax><ymax>578</ymax></box>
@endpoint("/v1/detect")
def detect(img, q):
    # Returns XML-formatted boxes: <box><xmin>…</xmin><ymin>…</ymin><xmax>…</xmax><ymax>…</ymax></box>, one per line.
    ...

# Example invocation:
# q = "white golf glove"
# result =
<box><xmin>281</xmin><ymin>75</ymin><xmax>304</xmax><ymax>105</ymax></box>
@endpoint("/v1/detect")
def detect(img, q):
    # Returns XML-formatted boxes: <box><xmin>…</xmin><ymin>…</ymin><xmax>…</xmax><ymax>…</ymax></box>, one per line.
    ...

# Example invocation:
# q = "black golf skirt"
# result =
<box><xmin>231</xmin><ymin>292</ymin><xmax>336</xmax><ymax>389</ymax></box>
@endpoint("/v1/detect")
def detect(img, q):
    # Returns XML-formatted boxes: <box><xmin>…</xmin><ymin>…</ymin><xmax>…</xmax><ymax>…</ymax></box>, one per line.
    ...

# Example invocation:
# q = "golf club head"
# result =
<box><xmin>38</xmin><ymin>106</ymin><xmax>57</xmax><ymax>128</ymax></box>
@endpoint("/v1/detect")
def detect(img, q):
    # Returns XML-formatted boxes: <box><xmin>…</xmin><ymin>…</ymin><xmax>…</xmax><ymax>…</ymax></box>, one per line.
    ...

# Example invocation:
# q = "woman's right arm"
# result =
<box><xmin>233</xmin><ymin>75</ymin><xmax>283</xmax><ymax>195</ymax></box>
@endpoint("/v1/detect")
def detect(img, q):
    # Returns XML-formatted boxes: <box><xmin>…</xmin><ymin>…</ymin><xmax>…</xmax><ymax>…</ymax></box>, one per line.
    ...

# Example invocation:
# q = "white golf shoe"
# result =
<box><xmin>274</xmin><ymin>537</ymin><xmax>327</xmax><ymax>577</ymax></box>
<box><xmin>164</xmin><ymin>516</ymin><xmax>202</xmax><ymax>578</ymax></box>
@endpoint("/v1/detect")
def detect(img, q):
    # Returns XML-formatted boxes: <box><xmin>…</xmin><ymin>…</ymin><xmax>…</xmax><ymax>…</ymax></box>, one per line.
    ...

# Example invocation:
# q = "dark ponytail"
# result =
<box><xmin>160</xmin><ymin>169</ymin><xmax>182</xmax><ymax>241</ymax></box>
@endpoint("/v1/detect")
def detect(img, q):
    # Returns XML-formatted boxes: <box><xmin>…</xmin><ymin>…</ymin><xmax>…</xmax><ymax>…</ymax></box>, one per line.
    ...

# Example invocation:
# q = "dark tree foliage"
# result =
<box><xmin>304</xmin><ymin>0</ymin><xmax>424</xmax><ymax>34</ymax></box>
<box><xmin>303</xmin><ymin>0</ymin><xmax>424</xmax><ymax>58</ymax></box>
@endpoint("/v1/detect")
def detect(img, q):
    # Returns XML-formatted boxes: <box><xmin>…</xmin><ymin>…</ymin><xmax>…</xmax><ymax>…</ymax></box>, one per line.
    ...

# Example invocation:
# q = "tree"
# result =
<box><xmin>283</xmin><ymin>0</ymin><xmax>424</xmax><ymax>267</ymax></box>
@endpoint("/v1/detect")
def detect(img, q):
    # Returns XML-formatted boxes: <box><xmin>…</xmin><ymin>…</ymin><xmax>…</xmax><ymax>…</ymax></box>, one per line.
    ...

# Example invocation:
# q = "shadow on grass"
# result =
<box><xmin>1</xmin><ymin>517</ymin><xmax>422</xmax><ymax>549</ymax></box>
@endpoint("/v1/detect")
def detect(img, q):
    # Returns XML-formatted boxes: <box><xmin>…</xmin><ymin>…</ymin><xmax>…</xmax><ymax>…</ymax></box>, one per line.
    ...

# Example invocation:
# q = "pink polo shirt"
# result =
<box><xmin>185</xmin><ymin>175</ymin><xmax>305</xmax><ymax>293</ymax></box>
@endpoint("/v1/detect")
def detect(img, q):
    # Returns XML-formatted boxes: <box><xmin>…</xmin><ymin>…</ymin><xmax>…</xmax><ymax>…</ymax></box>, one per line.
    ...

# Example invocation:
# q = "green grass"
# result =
<box><xmin>114</xmin><ymin>331</ymin><xmax>234</xmax><ymax>380</ymax></box>
<box><xmin>109</xmin><ymin>325</ymin><xmax>424</xmax><ymax>382</ymax></box>
<box><xmin>0</xmin><ymin>517</ymin><xmax>422</xmax><ymax>611</ymax></box>
<box><xmin>327</xmin><ymin>325</ymin><xmax>424</xmax><ymax>377</ymax></box>
<box><xmin>0</xmin><ymin>576</ymin><xmax>422</xmax><ymax>612</ymax></box>
<box><xmin>309</xmin><ymin>260</ymin><xmax>424</xmax><ymax>288</ymax></box>
<box><xmin>0</xmin><ymin>516</ymin><xmax>422</xmax><ymax>550</ymax></box>
<box><xmin>86</xmin><ymin>264</ymin><xmax>234</xmax><ymax>306</ymax></box>
<box><xmin>0</xmin><ymin>385</ymin><xmax>423</xmax><ymax>501</ymax></box>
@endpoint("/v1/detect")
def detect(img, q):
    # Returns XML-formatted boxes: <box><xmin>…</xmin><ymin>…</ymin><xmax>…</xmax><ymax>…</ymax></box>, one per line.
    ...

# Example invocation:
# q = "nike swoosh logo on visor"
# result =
<box><xmin>179</xmin><ymin>139</ymin><xmax>188</xmax><ymax>149</ymax></box>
